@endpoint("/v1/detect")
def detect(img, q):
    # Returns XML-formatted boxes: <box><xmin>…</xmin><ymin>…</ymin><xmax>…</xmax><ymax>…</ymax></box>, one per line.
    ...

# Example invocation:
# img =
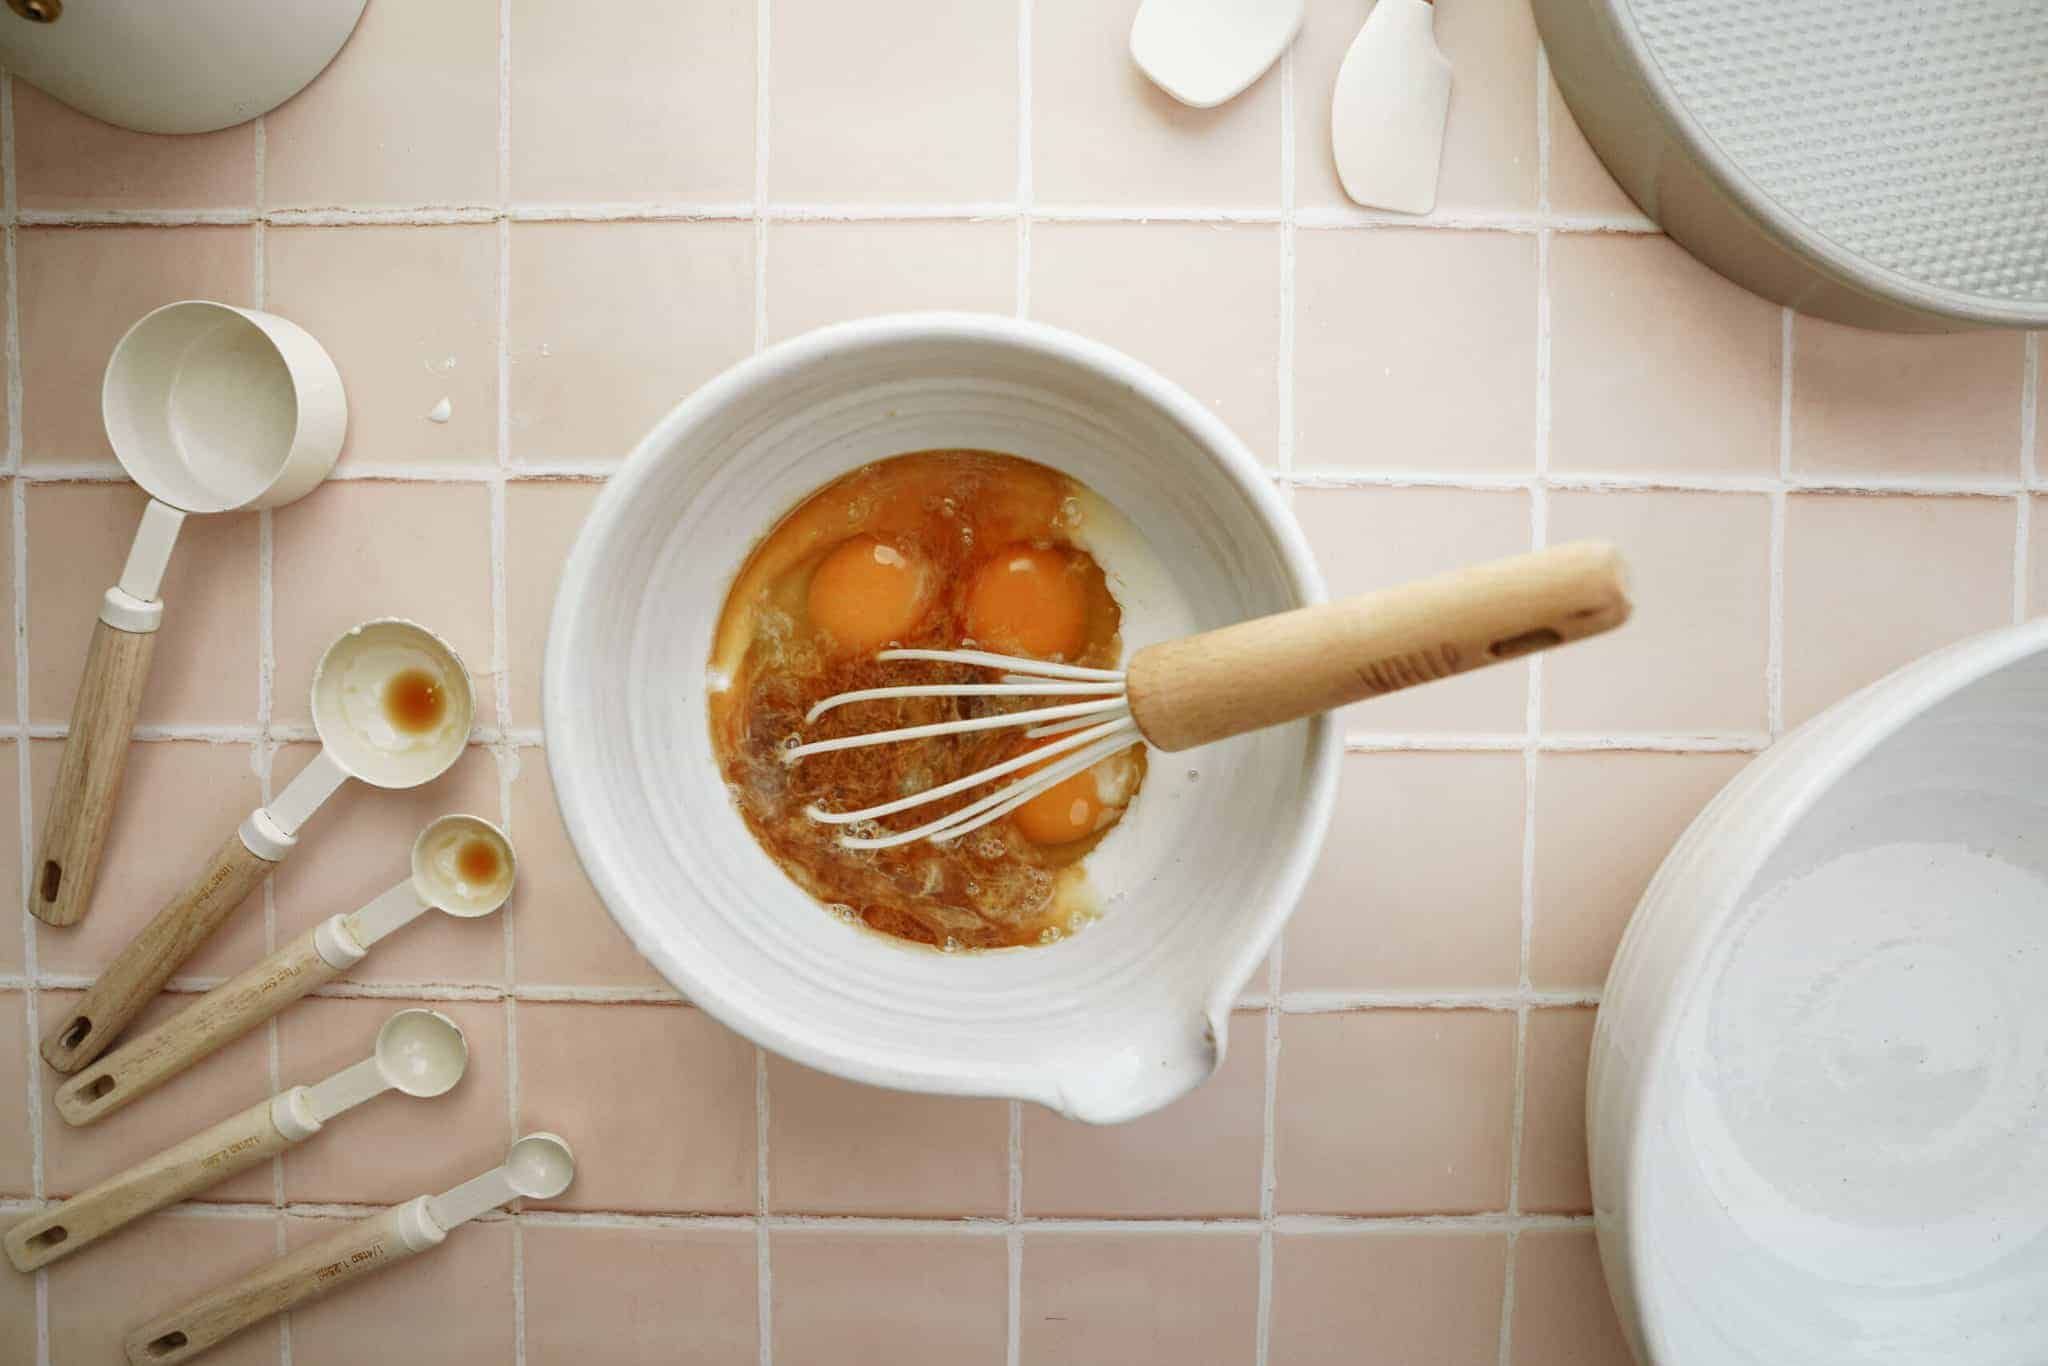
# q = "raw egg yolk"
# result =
<box><xmin>1012</xmin><ymin>743</ymin><xmax>1136</xmax><ymax>845</ymax></box>
<box><xmin>807</xmin><ymin>534</ymin><xmax>930</xmax><ymax>654</ymax></box>
<box><xmin>965</xmin><ymin>545</ymin><xmax>1089</xmax><ymax>659</ymax></box>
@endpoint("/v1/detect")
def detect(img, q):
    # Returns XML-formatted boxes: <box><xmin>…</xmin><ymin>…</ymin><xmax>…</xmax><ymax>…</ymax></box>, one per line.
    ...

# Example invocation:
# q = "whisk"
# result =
<box><xmin>786</xmin><ymin>541</ymin><xmax>1631</xmax><ymax>849</ymax></box>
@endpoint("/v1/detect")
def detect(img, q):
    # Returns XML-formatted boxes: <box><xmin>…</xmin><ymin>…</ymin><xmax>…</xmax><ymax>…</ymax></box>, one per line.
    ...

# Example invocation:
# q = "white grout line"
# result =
<box><xmin>753</xmin><ymin>10</ymin><xmax>775</xmax><ymax>1361</ymax></box>
<box><xmin>2014</xmin><ymin>333</ymin><xmax>2039</xmax><ymax>623</ymax></box>
<box><xmin>3</xmin><ymin>70</ymin><xmax>18</xmax><ymax>480</ymax></box>
<box><xmin>7</xmin><ymin>201</ymin><xmax>1670</xmax><ymax>234</ymax></box>
<box><xmin>1006</xmin><ymin>31</ymin><xmax>1029</xmax><ymax>1340</ymax></box>
<box><xmin>1013</xmin><ymin>0</ymin><xmax>1033</xmax><ymax>324</ymax></box>
<box><xmin>1768</xmin><ymin>308</ymin><xmax>1794</xmax><ymax>736</ymax></box>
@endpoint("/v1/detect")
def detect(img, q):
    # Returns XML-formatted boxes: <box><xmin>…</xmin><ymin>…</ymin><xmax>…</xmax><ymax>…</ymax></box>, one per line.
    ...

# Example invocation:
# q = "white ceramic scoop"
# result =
<box><xmin>5</xmin><ymin>1010</ymin><xmax>466</xmax><ymax>1274</ymax></box>
<box><xmin>57</xmin><ymin>815</ymin><xmax>515</xmax><ymax>1126</ymax></box>
<box><xmin>1331</xmin><ymin>0</ymin><xmax>1454</xmax><ymax>213</ymax></box>
<box><xmin>34</xmin><ymin>301</ymin><xmax>346</xmax><ymax>930</ymax></box>
<box><xmin>42</xmin><ymin>620</ymin><xmax>475</xmax><ymax>1075</ymax></box>
<box><xmin>1130</xmin><ymin>0</ymin><xmax>1305</xmax><ymax>108</ymax></box>
<box><xmin>124</xmin><ymin>1134</ymin><xmax>574</xmax><ymax>1366</ymax></box>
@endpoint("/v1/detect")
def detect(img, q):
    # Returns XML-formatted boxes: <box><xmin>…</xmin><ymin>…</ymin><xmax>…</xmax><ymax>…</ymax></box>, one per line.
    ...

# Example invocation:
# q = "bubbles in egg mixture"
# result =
<box><xmin>706</xmin><ymin>451</ymin><xmax>1145</xmax><ymax>951</ymax></box>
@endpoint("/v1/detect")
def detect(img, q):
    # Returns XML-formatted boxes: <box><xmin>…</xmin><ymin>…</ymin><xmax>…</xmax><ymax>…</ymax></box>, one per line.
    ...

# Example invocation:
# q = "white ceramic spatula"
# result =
<box><xmin>1331</xmin><ymin>0</ymin><xmax>1453</xmax><ymax>213</ymax></box>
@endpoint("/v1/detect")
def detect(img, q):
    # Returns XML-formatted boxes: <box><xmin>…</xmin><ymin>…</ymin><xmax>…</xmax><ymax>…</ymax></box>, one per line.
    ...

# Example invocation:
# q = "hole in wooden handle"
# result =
<box><xmin>6</xmin><ymin>0</ymin><xmax>62</xmax><ymax>22</ymax></box>
<box><xmin>147</xmin><ymin>1330</ymin><xmax>188</xmax><ymax>1357</ymax></box>
<box><xmin>25</xmin><ymin>1224</ymin><xmax>65</xmax><ymax>1251</ymax></box>
<box><xmin>58</xmin><ymin>1016</ymin><xmax>91</xmax><ymax>1051</ymax></box>
<box><xmin>39</xmin><ymin>860</ymin><xmax>60</xmax><ymax>905</ymax></box>
<box><xmin>1488</xmin><ymin>627</ymin><xmax>1562</xmax><ymax>660</ymax></box>
<box><xmin>81</xmin><ymin>1073</ymin><xmax>115</xmax><ymax>1101</ymax></box>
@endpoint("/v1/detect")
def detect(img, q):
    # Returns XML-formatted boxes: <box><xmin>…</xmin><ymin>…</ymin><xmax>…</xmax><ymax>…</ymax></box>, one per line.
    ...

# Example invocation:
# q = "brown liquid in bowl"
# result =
<box><xmin>383</xmin><ymin>668</ymin><xmax>447</xmax><ymax>734</ymax></box>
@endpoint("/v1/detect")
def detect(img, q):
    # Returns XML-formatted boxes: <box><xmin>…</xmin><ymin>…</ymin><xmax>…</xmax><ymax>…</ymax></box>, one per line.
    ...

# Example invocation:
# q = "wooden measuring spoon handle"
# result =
<box><xmin>58</xmin><ymin>921</ymin><xmax>354</xmax><ymax>1126</ymax></box>
<box><xmin>32</xmin><ymin>618</ymin><xmax>157</xmax><ymax>927</ymax></box>
<box><xmin>125</xmin><ymin>1201</ymin><xmax>444</xmax><ymax>1366</ymax></box>
<box><xmin>5</xmin><ymin>1095</ymin><xmax>291</xmax><ymax>1273</ymax></box>
<box><xmin>1124</xmin><ymin>540</ymin><xmax>1632</xmax><ymax>753</ymax></box>
<box><xmin>40</xmin><ymin>831</ymin><xmax>279</xmax><ymax>1075</ymax></box>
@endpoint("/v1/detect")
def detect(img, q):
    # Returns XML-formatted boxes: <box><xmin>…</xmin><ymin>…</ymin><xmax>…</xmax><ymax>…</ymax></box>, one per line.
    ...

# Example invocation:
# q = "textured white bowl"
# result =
<box><xmin>544</xmin><ymin>314</ymin><xmax>1340</xmax><ymax>1123</ymax></box>
<box><xmin>1594</xmin><ymin>618</ymin><xmax>2048</xmax><ymax>1364</ymax></box>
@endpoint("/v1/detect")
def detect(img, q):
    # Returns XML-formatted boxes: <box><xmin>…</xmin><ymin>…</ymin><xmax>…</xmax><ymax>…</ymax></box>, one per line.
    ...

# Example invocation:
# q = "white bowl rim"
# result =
<box><xmin>1600</xmin><ymin>614</ymin><xmax>2048</xmax><ymax>1357</ymax></box>
<box><xmin>543</xmin><ymin>311</ymin><xmax>1343</xmax><ymax>1110</ymax></box>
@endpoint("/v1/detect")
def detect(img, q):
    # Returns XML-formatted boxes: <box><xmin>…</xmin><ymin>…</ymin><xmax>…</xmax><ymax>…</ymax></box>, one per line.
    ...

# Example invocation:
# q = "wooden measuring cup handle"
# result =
<box><xmin>32</xmin><ymin>619</ymin><xmax>157</xmax><ymax>927</ymax></box>
<box><xmin>4</xmin><ymin>1095</ymin><xmax>293</xmax><ymax>1273</ymax></box>
<box><xmin>1124</xmin><ymin>540</ymin><xmax>1632</xmax><ymax>753</ymax></box>
<box><xmin>40</xmin><ymin>831</ymin><xmax>278</xmax><ymax>1075</ymax></box>
<box><xmin>58</xmin><ymin>922</ymin><xmax>352</xmax><ymax>1126</ymax></box>
<box><xmin>125</xmin><ymin>1201</ymin><xmax>443</xmax><ymax>1366</ymax></box>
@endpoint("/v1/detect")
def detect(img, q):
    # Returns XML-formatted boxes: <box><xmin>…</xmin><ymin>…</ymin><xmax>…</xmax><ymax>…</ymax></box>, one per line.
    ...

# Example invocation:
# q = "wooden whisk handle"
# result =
<box><xmin>1124</xmin><ymin>540</ymin><xmax>1631</xmax><ymax>752</ymax></box>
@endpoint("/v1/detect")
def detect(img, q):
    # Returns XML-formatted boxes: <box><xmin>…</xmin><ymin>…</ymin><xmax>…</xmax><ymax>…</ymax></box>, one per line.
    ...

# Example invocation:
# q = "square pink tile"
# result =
<box><xmin>14</xmin><ymin>80</ymin><xmax>255</xmax><ymax>210</ymax></box>
<box><xmin>509</xmin><ymin>752</ymin><xmax>667</xmax><ymax>990</ymax></box>
<box><xmin>40</xmin><ymin>986</ymin><xmax>273</xmax><ymax>1204</ymax></box>
<box><xmin>1297</xmin><ymin>0</ymin><xmax>1537</xmax><ymax>214</ymax></box>
<box><xmin>1545</xmin><ymin>80</ymin><xmax>1642</xmax><ymax>221</ymax></box>
<box><xmin>769</xmin><ymin>0</ymin><xmax>1015</xmax><ymax>203</ymax></box>
<box><xmin>504</xmin><ymin>480</ymin><xmax>600</xmax><ymax>728</ymax></box>
<box><xmin>1292</xmin><ymin>486</ymin><xmax>1533</xmax><ymax>733</ymax></box>
<box><xmin>0</xmin><ymin>743</ymin><xmax>21</xmax><ymax>976</ymax></box>
<box><xmin>271</xmin><ymin>740</ymin><xmax>505</xmax><ymax>986</ymax></box>
<box><xmin>1286</xmin><ymin>752</ymin><xmax>1524</xmax><ymax>992</ymax></box>
<box><xmin>509</xmin><ymin>221</ymin><xmax>754</xmax><ymax>464</ymax></box>
<box><xmin>27</xmin><ymin>482</ymin><xmax>258</xmax><ymax>725</ymax></box>
<box><xmin>1020</xmin><ymin>1231</ymin><xmax>1260</xmax><ymax>1365</ymax></box>
<box><xmin>32</xmin><ymin>739</ymin><xmax>269</xmax><ymax>980</ymax></box>
<box><xmin>1783</xmin><ymin>495</ymin><xmax>2015</xmax><ymax>726</ymax></box>
<box><xmin>518</xmin><ymin>1002</ymin><xmax>757</xmax><ymax>1212</ymax></box>
<box><xmin>767</xmin><ymin>1057</ymin><xmax>1007</xmax><ymax>1215</ymax></box>
<box><xmin>1271</xmin><ymin>1230</ymin><xmax>1507</xmax><ymax>1365</ymax></box>
<box><xmin>1520</xmin><ymin>1007</ymin><xmax>1595</xmax><ymax>1214</ymax></box>
<box><xmin>18</xmin><ymin>226</ymin><xmax>254</xmax><ymax>464</ymax></box>
<box><xmin>271</xmin><ymin>480</ymin><xmax>494</xmax><ymax>727</ymax></box>
<box><xmin>264</xmin><ymin>0</ymin><xmax>499</xmax><ymax>208</ymax></box>
<box><xmin>771</xmin><ymin>1228</ymin><xmax>1007</xmax><ymax>1364</ymax></box>
<box><xmin>1511</xmin><ymin>1230</ymin><xmax>1634</xmax><ymax>1366</ymax></box>
<box><xmin>523</xmin><ymin>1225</ymin><xmax>761</xmax><ymax>1366</ymax></box>
<box><xmin>1790</xmin><ymin>320</ymin><xmax>2026</xmax><ymax>479</ymax></box>
<box><xmin>1033</xmin><ymin>0</ymin><xmax>1278</xmax><ymax>207</ymax></box>
<box><xmin>1294</xmin><ymin>228</ymin><xmax>1536</xmax><ymax>473</ymax></box>
<box><xmin>0</xmin><ymin>1233</ymin><xmax>30</xmax><ymax>1363</ymax></box>
<box><xmin>1531</xmin><ymin>751</ymin><xmax>1748</xmax><ymax>990</ymax></box>
<box><xmin>766</xmin><ymin>220</ymin><xmax>1016</xmax><ymax>344</ymax></box>
<box><xmin>45</xmin><ymin>1208</ymin><xmax>280</xmax><ymax>1366</ymax></box>
<box><xmin>1549</xmin><ymin>234</ymin><xmax>1782</xmax><ymax>476</ymax></box>
<box><xmin>0</xmin><ymin>992</ymin><xmax>29</xmax><ymax>1194</ymax></box>
<box><xmin>2031</xmin><ymin>496</ymin><xmax>2047</xmax><ymax>617</ymax></box>
<box><xmin>1543</xmin><ymin>490</ymin><xmax>1773</xmax><ymax>734</ymax></box>
<box><xmin>1276</xmin><ymin>1009</ymin><xmax>1515</xmax><ymax>1214</ymax></box>
<box><xmin>1031</xmin><ymin>221</ymin><xmax>1280</xmax><ymax>459</ymax></box>
<box><xmin>285</xmin><ymin>1212</ymin><xmax>513</xmax><ymax>1365</ymax></box>
<box><xmin>1022</xmin><ymin>1010</ymin><xmax>1264</xmax><ymax>1216</ymax></box>
<box><xmin>0</xmin><ymin>485</ymin><xmax>12</xmax><ymax>735</ymax></box>
<box><xmin>277</xmin><ymin>996</ymin><xmax>507</xmax><ymax>1205</ymax></box>
<box><xmin>264</xmin><ymin>225</ymin><xmax>499</xmax><ymax>467</ymax></box>
<box><xmin>510</xmin><ymin>0</ymin><xmax>755</xmax><ymax>203</ymax></box>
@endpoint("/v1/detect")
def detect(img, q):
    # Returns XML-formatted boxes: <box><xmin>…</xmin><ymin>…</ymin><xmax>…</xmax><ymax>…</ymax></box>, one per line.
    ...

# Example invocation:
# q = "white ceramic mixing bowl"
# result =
<box><xmin>1594</xmin><ymin>617</ymin><xmax>2048</xmax><ymax>1364</ymax></box>
<box><xmin>546</xmin><ymin>313</ymin><xmax>1339</xmax><ymax>1123</ymax></box>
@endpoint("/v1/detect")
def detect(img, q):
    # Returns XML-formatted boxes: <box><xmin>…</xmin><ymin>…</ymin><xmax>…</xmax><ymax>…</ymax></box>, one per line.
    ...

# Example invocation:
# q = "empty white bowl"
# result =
<box><xmin>545</xmin><ymin>314</ymin><xmax>1340</xmax><ymax>1122</ymax></box>
<box><xmin>1594</xmin><ymin>618</ymin><xmax>2048</xmax><ymax>1363</ymax></box>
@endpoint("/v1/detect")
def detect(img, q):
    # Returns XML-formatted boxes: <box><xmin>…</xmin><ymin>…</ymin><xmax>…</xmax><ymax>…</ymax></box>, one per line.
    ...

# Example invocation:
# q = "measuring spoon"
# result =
<box><xmin>6</xmin><ymin>1009</ymin><xmax>466</xmax><ymax>1274</ymax></box>
<box><xmin>125</xmin><ymin>1134</ymin><xmax>575</xmax><ymax>1365</ymax></box>
<box><xmin>42</xmin><ymin>619</ymin><xmax>475</xmax><ymax>1074</ymax></box>
<box><xmin>58</xmin><ymin>816</ymin><xmax>515</xmax><ymax>1125</ymax></box>
<box><xmin>34</xmin><ymin>300</ymin><xmax>346</xmax><ymax>929</ymax></box>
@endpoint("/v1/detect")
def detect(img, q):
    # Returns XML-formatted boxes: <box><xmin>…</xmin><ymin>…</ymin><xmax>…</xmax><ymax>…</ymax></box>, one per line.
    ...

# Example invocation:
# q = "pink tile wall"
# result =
<box><xmin>0</xmin><ymin>0</ymin><xmax>2036</xmax><ymax>1361</ymax></box>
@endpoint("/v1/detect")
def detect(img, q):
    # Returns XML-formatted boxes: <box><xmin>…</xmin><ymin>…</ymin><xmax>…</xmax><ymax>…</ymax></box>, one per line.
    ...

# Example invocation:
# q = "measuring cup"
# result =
<box><xmin>125</xmin><ymin>1133</ymin><xmax>574</xmax><ymax>1365</ymax></box>
<box><xmin>41</xmin><ymin>619</ymin><xmax>474</xmax><ymax>1075</ymax></box>
<box><xmin>33</xmin><ymin>300</ymin><xmax>346</xmax><ymax>930</ymax></box>
<box><xmin>7</xmin><ymin>1009</ymin><xmax>466</xmax><ymax>1273</ymax></box>
<box><xmin>58</xmin><ymin>815</ymin><xmax>515</xmax><ymax>1125</ymax></box>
